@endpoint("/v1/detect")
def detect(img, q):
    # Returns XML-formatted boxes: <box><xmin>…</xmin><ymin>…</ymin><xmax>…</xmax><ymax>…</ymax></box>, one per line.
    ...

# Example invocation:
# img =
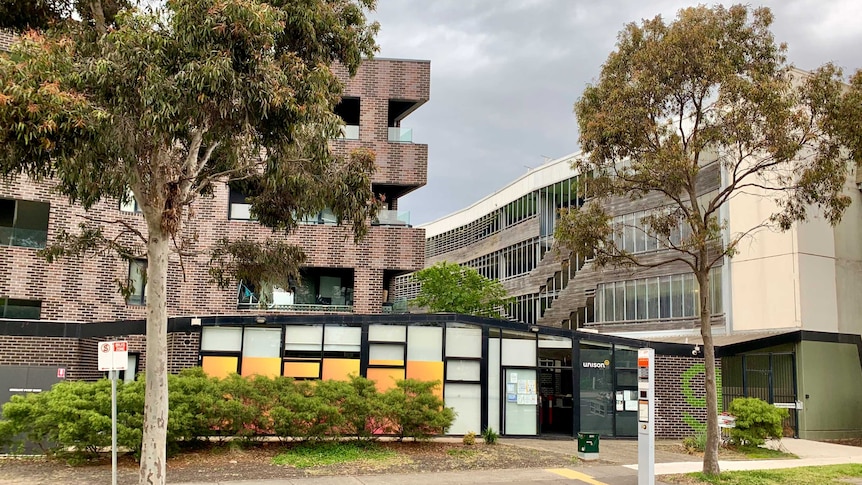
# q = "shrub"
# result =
<box><xmin>727</xmin><ymin>397</ymin><xmax>789</xmax><ymax>447</ymax></box>
<box><xmin>383</xmin><ymin>379</ymin><xmax>455</xmax><ymax>441</ymax></box>
<box><xmin>462</xmin><ymin>431</ymin><xmax>476</xmax><ymax>445</ymax></box>
<box><xmin>682</xmin><ymin>429</ymin><xmax>707</xmax><ymax>452</ymax></box>
<box><xmin>481</xmin><ymin>427</ymin><xmax>499</xmax><ymax>445</ymax></box>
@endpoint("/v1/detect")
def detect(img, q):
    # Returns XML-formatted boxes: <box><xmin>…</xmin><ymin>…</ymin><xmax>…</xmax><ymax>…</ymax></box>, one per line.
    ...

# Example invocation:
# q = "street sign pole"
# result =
<box><xmin>111</xmin><ymin>369</ymin><xmax>117</xmax><ymax>485</ymax></box>
<box><xmin>97</xmin><ymin>341</ymin><xmax>127</xmax><ymax>485</ymax></box>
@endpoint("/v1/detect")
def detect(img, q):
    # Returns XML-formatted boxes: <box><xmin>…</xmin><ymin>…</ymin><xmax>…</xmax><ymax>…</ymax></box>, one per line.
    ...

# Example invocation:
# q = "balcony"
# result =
<box><xmin>372</xmin><ymin>210</ymin><xmax>410</xmax><ymax>227</ymax></box>
<box><xmin>338</xmin><ymin>124</ymin><xmax>359</xmax><ymax>140</ymax></box>
<box><xmin>382</xmin><ymin>299</ymin><xmax>409</xmax><ymax>314</ymax></box>
<box><xmin>0</xmin><ymin>227</ymin><xmax>48</xmax><ymax>249</ymax></box>
<box><xmin>239</xmin><ymin>302</ymin><xmax>354</xmax><ymax>313</ymax></box>
<box><xmin>387</xmin><ymin>127</ymin><xmax>413</xmax><ymax>143</ymax></box>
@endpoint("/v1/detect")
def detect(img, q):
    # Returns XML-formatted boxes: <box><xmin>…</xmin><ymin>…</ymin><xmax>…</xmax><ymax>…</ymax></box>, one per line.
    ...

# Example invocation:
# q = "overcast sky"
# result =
<box><xmin>368</xmin><ymin>1</ymin><xmax>862</xmax><ymax>226</ymax></box>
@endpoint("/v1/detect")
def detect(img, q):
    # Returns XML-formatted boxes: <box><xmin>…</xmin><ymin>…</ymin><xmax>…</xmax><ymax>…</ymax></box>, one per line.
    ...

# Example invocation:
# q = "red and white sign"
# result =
<box><xmin>638</xmin><ymin>348</ymin><xmax>651</xmax><ymax>368</ymax></box>
<box><xmin>57</xmin><ymin>367</ymin><xmax>66</xmax><ymax>379</ymax></box>
<box><xmin>98</xmin><ymin>341</ymin><xmax>129</xmax><ymax>371</ymax></box>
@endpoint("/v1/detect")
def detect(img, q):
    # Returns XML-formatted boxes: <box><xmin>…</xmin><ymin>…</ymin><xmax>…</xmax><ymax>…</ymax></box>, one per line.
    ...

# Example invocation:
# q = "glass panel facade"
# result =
<box><xmin>445</xmin><ymin>325</ymin><xmax>482</xmax><ymax>358</ymax></box>
<box><xmin>285</xmin><ymin>325</ymin><xmax>323</xmax><ymax>351</ymax></box>
<box><xmin>407</xmin><ymin>326</ymin><xmax>443</xmax><ymax>361</ymax></box>
<box><xmin>446</xmin><ymin>360</ymin><xmax>481</xmax><ymax>381</ymax></box>
<box><xmin>369</xmin><ymin>324</ymin><xmax>406</xmax><ymax>342</ymax></box>
<box><xmin>594</xmin><ymin>267</ymin><xmax>723</xmax><ymax>323</ymax></box>
<box><xmin>579</xmin><ymin>343</ymin><xmax>613</xmax><ymax>436</ymax></box>
<box><xmin>201</xmin><ymin>327</ymin><xmax>242</xmax><ymax>352</ymax></box>
<box><xmin>369</xmin><ymin>344</ymin><xmax>404</xmax><ymax>365</ymax></box>
<box><xmin>504</xmin><ymin>368</ymin><xmax>537</xmax><ymax>435</ymax></box>
<box><xmin>242</xmin><ymin>328</ymin><xmax>281</xmax><ymax>357</ymax></box>
<box><xmin>445</xmin><ymin>383</ymin><xmax>482</xmax><ymax>435</ymax></box>
<box><xmin>501</xmin><ymin>338</ymin><xmax>536</xmax><ymax>367</ymax></box>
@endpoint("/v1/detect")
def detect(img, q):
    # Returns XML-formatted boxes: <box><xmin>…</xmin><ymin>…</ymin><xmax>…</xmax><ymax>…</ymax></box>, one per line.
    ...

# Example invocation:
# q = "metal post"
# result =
<box><xmin>111</xmin><ymin>370</ymin><xmax>117</xmax><ymax>485</ymax></box>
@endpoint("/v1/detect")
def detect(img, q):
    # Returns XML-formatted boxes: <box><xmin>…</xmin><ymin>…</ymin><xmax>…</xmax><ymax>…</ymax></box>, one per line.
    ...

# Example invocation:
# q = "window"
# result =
<box><xmin>119</xmin><ymin>188</ymin><xmax>141</xmax><ymax>213</ymax></box>
<box><xmin>0</xmin><ymin>198</ymin><xmax>49</xmax><ymax>249</ymax></box>
<box><xmin>594</xmin><ymin>267</ymin><xmax>722</xmax><ymax>323</ymax></box>
<box><xmin>0</xmin><ymin>298</ymin><xmax>41</xmax><ymax>319</ymax></box>
<box><xmin>228</xmin><ymin>186</ymin><xmax>254</xmax><ymax>220</ymax></box>
<box><xmin>127</xmin><ymin>259</ymin><xmax>146</xmax><ymax>306</ymax></box>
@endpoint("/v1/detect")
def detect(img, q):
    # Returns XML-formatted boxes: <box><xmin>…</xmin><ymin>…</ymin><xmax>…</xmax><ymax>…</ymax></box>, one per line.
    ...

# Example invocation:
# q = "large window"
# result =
<box><xmin>127</xmin><ymin>259</ymin><xmax>147</xmax><ymax>306</ymax></box>
<box><xmin>238</xmin><ymin>268</ymin><xmax>355</xmax><ymax>311</ymax></box>
<box><xmin>0</xmin><ymin>298</ymin><xmax>41</xmax><ymax>319</ymax></box>
<box><xmin>609</xmin><ymin>208</ymin><xmax>693</xmax><ymax>255</ymax></box>
<box><xmin>0</xmin><ymin>198</ymin><xmax>49</xmax><ymax>249</ymax></box>
<box><xmin>594</xmin><ymin>267</ymin><xmax>722</xmax><ymax>323</ymax></box>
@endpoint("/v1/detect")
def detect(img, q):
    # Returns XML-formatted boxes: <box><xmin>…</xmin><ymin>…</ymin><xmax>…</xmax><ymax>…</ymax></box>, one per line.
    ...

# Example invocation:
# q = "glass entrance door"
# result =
<box><xmin>504</xmin><ymin>368</ymin><xmax>537</xmax><ymax>435</ymax></box>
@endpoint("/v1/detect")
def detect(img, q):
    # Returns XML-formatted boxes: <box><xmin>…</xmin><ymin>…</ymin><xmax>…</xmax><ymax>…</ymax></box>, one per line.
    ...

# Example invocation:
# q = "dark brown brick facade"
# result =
<box><xmin>0</xmin><ymin>58</ymin><xmax>429</xmax><ymax>322</ymax></box>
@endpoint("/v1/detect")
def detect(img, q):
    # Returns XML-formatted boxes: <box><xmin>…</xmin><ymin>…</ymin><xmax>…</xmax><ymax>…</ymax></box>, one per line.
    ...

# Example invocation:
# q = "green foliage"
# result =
<box><xmin>462</xmin><ymin>431</ymin><xmax>476</xmax><ymax>445</ymax></box>
<box><xmin>481</xmin><ymin>427</ymin><xmax>499</xmax><ymax>445</ymax></box>
<box><xmin>382</xmin><ymin>379</ymin><xmax>455</xmax><ymax>441</ymax></box>
<box><xmin>411</xmin><ymin>261</ymin><xmax>512</xmax><ymax>318</ymax></box>
<box><xmin>727</xmin><ymin>398</ymin><xmax>789</xmax><ymax>447</ymax></box>
<box><xmin>271</xmin><ymin>441</ymin><xmax>395</xmax><ymax>468</ymax></box>
<box><xmin>0</xmin><ymin>372</ymin><xmax>454</xmax><ymax>459</ymax></box>
<box><xmin>683</xmin><ymin>429</ymin><xmax>708</xmax><ymax>453</ymax></box>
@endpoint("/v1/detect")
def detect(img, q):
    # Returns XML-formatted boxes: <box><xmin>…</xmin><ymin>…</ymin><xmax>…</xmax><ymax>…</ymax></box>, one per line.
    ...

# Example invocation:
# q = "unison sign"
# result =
<box><xmin>583</xmin><ymin>360</ymin><xmax>611</xmax><ymax>369</ymax></box>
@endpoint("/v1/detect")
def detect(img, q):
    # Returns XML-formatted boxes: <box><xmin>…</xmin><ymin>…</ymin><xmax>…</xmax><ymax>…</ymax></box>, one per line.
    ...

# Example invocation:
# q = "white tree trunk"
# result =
<box><xmin>139</xmin><ymin>227</ymin><xmax>170</xmax><ymax>485</ymax></box>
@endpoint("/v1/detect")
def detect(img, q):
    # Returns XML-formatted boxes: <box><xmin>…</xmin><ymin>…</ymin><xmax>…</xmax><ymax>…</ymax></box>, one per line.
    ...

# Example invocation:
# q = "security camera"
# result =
<box><xmin>692</xmin><ymin>344</ymin><xmax>700</xmax><ymax>356</ymax></box>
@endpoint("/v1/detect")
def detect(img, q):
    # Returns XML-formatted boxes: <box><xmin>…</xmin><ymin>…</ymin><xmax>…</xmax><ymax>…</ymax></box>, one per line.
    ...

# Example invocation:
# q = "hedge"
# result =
<box><xmin>0</xmin><ymin>368</ymin><xmax>455</xmax><ymax>461</ymax></box>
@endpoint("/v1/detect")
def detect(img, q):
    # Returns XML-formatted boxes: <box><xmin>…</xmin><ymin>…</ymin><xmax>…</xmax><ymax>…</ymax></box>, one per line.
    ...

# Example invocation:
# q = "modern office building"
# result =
<box><xmin>397</xmin><ymin>148</ymin><xmax>862</xmax><ymax>440</ymax></box>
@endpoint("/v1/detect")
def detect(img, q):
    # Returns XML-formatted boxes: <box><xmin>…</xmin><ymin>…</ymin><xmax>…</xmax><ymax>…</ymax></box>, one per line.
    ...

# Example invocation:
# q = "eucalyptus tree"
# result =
<box><xmin>0</xmin><ymin>0</ymin><xmax>380</xmax><ymax>483</ymax></box>
<box><xmin>556</xmin><ymin>5</ymin><xmax>862</xmax><ymax>475</ymax></box>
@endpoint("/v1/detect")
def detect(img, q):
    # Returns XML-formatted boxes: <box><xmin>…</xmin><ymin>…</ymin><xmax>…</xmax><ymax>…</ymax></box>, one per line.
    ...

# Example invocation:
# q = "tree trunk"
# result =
<box><xmin>139</xmin><ymin>227</ymin><xmax>169</xmax><ymax>485</ymax></box>
<box><xmin>698</xmin><ymin>269</ymin><xmax>720</xmax><ymax>476</ymax></box>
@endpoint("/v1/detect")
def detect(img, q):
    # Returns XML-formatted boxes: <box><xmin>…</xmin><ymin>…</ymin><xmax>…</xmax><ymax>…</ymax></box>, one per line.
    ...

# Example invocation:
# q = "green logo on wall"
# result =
<box><xmin>680</xmin><ymin>363</ymin><xmax>722</xmax><ymax>432</ymax></box>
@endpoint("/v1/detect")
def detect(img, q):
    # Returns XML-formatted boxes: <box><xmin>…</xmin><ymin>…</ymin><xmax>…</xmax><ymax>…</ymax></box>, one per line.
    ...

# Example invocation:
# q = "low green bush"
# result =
<box><xmin>462</xmin><ymin>431</ymin><xmax>476</xmax><ymax>445</ymax></box>
<box><xmin>382</xmin><ymin>379</ymin><xmax>455</xmax><ymax>441</ymax></box>
<box><xmin>481</xmin><ymin>427</ymin><xmax>499</xmax><ymax>445</ymax></box>
<box><xmin>0</xmin><ymin>371</ymin><xmax>455</xmax><ymax>460</ymax></box>
<box><xmin>727</xmin><ymin>397</ymin><xmax>789</xmax><ymax>447</ymax></box>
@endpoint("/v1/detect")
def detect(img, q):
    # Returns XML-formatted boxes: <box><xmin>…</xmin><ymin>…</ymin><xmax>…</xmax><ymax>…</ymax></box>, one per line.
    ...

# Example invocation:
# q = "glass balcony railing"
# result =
<box><xmin>372</xmin><ymin>210</ymin><xmax>410</xmax><ymax>227</ymax></box>
<box><xmin>387</xmin><ymin>127</ymin><xmax>413</xmax><ymax>143</ymax></box>
<box><xmin>382</xmin><ymin>299</ymin><xmax>409</xmax><ymax>314</ymax></box>
<box><xmin>239</xmin><ymin>302</ymin><xmax>354</xmax><ymax>313</ymax></box>
<box><xmin>338</xmin><ymin>125</ymin><xmax>360</xmax><ymax>140</ymax></box>
<box><xmin>0</xmin><ymin>227</ymin><xmax>48</xmax><ymax>249</ymax></box>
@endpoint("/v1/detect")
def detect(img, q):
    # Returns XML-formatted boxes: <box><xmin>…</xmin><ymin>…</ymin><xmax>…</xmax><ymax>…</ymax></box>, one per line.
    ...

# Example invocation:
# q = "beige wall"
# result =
<box><xmin>728</xmin><ymin>168</ymin><xmax>862</xmax><ymax>333</ymax></box>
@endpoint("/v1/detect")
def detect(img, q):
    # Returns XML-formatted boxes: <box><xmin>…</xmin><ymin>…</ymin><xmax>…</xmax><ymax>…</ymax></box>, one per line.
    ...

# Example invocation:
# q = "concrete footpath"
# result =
<box><xmin>179</xmin><ymin>438</ymin><xmax>862</xmax><ymax>485</ymax></box>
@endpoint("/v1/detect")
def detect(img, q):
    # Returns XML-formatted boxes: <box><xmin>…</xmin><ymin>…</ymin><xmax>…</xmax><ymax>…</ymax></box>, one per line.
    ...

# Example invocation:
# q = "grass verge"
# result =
<box><xmin>669</xmin><ymin>463</ymin><xmax>862</xmax><ymax>484</ymax></box>
<box><xmin>272</xmin><ymin>441</ymin><xmax>397</xmax><ymax>468</ymax></box>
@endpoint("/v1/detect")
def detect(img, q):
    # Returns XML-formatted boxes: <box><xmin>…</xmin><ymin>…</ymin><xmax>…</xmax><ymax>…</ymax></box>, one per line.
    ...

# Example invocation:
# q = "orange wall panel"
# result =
<box><xmin>241</xmin><ymin>357</ymin><xmax>281</xmax><ymax>378</ymax></box>
<box><xmin>367</xmin><ymin>367</ymin><xmax>405</xmax><ymax>392</ymax></box>
<box><xmin>202</xmin><ymin>356</ymin><xmax>238</xmax><ymax>379</ymax></box>
<box><xmin>322</xmin><ymin>358</ymin><xmax>360</xmax><ymax>381</ymax></box>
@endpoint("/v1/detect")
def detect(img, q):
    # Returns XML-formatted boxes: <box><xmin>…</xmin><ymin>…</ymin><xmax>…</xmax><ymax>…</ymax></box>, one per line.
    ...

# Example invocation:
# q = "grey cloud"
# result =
<box><xmin>371</xmin><ymin>1</ymin><xmax>862</xmax><ymax>225</ymax></box>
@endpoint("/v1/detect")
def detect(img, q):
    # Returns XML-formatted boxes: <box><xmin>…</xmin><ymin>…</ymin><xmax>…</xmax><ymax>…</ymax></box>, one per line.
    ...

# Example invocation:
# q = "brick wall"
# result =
<box><xmin>655</xmin><ymin>355</ymin><xmax>721</xmax><ymax>438</ymax></box>
<box><xmin>0</xmin><ymin>57</ymin><xmax>430</xmax><ymax>323</ymax></box>
<box><xmin>331</xmin><ymin>59</ymin><xmax>430</xmax><ymax>189</ymax></box>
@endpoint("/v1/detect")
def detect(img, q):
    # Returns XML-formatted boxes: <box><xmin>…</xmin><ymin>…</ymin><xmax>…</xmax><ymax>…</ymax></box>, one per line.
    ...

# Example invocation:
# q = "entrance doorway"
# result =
<box><xmin>538</xmin><ymin>347</ymin><xmax>573</xmax><ymax>436</ymax></box>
